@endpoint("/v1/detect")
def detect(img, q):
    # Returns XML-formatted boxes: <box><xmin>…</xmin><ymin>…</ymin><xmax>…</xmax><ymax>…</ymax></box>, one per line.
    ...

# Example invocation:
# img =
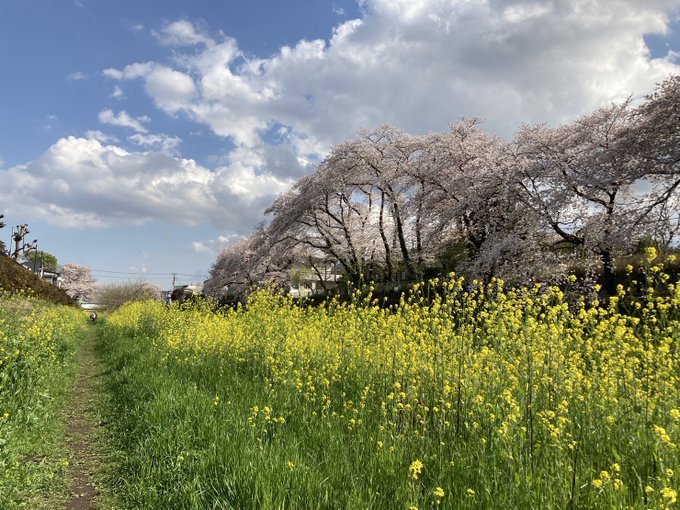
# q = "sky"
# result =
<box><xmin>1</xmin><ymin>0</ymin><xmax>679</xmax><ymax>290</ymax></box>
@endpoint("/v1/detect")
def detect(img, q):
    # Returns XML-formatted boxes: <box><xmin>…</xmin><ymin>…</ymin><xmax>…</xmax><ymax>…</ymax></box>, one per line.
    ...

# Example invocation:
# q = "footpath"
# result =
<box><xmin>63</xmin><ymin>326</ymin><xmax>105</xmax><ymax>510</ymax></box>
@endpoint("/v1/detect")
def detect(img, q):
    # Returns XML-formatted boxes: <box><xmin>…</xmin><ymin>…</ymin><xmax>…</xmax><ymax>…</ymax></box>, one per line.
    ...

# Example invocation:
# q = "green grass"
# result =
<box><xmin>0</xmin><ymin>253</ymin><xmax>74</xmax><ymax>305</ymax></box>
<box><xmin>0</xmin><ymin>296</ymin><xmax>87</xmax><ymax>508</ymax></box>
<box><xmin>95</xmin><ymin>276</ymin><xmax>679</xmax><ymax>509</ymax></box>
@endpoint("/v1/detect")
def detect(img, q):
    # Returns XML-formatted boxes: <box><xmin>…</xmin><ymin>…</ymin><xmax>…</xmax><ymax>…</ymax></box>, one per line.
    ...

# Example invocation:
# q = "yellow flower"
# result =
<box><xmin>433</xmin><ymin>487</ymin><xmax>445</xmax><ymax>498</ymax></box>
<box><xmin>645</xmin><ymin>246</ymin><xmax>658</xmax><ymax>263</ymax></box>
<box><xmin>661</xmin><ymin>487</ymin><xmax>677</xmax><ymax>504</ymax></box>
<box><xmin>466</xmin><ymin>488</ymin><xmax>476</xmax><ymax>497</ymax></box>
<box><xmin>654</xmin><ymin>425</ymin><xmax>676</xmax><ymax>447</ymax></box>
<box><xmin>409</xmin><ymin>459</ymin><xmax>424</xmax><ymax>479</ymax></box>
<box><xmin>591</xmin><ymin>478</ymin><xmax>604</xmax><ymax>489</ymax></box>
<box><xmin>671</xmin><ymin>409</ymin><xmax>680</xmax><ymax>422</ymax></box>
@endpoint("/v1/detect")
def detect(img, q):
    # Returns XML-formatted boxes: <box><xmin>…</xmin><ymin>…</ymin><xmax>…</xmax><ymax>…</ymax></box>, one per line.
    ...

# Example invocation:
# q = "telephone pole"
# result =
<box><xmin>11</xmin><ymin>224</ymin><xmax>37</xmax><ymax>262</ymax></box>
<box><xmin>0</xmin><ymin>215</ymin><xmax>5</xmax><ymax>254</ymax></box>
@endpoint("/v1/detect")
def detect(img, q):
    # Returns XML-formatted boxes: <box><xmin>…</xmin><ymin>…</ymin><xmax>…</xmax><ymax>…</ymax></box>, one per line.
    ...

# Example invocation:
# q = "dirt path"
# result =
<box><xmin>64</xmin><ymin>326</ymin><xmax>103</xmax><ymax>510</ymax></box>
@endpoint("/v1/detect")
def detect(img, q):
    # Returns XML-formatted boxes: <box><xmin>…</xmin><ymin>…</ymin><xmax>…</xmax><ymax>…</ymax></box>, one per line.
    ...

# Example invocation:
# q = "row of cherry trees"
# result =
<box><xmin>205</xmin><ymin>76</ymin><xmax>680</xmax><ymax>298</ymax></box>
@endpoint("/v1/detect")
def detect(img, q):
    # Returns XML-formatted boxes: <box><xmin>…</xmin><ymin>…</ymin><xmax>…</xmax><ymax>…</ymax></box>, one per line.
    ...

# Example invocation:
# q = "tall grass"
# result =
<box><xmin>0</xmin><ymin>292</ymin><xmax>87</xmax><ymax>508</ymax></box>
<box><xmin>99</xmin><ymin>250</ymin><xmax>679</xmax><ymax>509</ymax></box>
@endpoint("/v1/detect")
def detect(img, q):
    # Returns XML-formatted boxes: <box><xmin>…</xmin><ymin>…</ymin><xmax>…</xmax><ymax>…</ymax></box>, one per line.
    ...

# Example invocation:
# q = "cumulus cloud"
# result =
<box><xmin>85</xmin><ymin>130</ymin><xmax>119</xmax><ymax>144</ymax></box>
<box><xmin>98</xmin><ymin>109</ymin><xmax>150</xmax><ymax>133</ymax></box>
<box><xmin>153</xmin><ymin>19</ymin><xmax>214</xmax><ymax>47</ymax></box>
<box><xmin>0</xmin><ymin>136</ymin><xmax>292</xmax><ymax>230</ymax></box>
<box><xmin>103</xmin><ymin>1</ymin><xmax>680</xmax><ymax>157</ymax></box>
<box><xmin>10</xmin><ymin>2</ymin><xmax>679</xmax><ymax>236</ymax></box>
<box><xmin>128</xmin><ymin>133</ymin><xmax>182</xmax><ymax>152</ymax></box>
<box><xmin>192</xmin><ymin>234</ymin><xmax>244</xmax><ymax>253</ymax></box>
<box><xmin>104</xmin><ymin>63</ymin><xmax>197</xmax><ymax>114</ymax></box>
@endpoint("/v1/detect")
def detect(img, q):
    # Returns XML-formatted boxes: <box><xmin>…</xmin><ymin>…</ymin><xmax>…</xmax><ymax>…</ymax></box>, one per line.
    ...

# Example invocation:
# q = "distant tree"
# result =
<box><xmin>60</xmin><ymin>262</ymin><xmax>96</xmax><ymax>301</ymax></box>
<box><xmin>22</xmin><ymin>250</ymin><xmax>58</xmax><ymax>271</ymax></box>
<box><xmin>204</xmin><ymin>229</ymin><xmax>291</xmax><ymax>300</ymax></box>
<box><xmin>96</xmin><ymin>280</ymin><xmax>160</xmax><ymax>310</ymax></box>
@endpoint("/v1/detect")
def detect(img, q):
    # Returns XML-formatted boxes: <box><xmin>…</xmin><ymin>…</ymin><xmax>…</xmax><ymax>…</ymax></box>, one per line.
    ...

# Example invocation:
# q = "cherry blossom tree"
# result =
<box><xmin>204</xmin><ymin>229</ymin><xmax>292</xmax><ymax>300</ymax></box>
<box><xmin>516</xmin><ymin>101</ymin><xmax>644</xmax><ymax>294</ymax></box>
<box><xmin>415</xmin><ymin>119</ymin><xmax>542</xmax><ymax>281</ymax></box>
<box><xmin>60</xmin><ymin>262</ymin><xmax>96</xmax><ymax>301</ymax></box>
<box><xmin>265</xmin><ymin>162</ymin><xmax>381</xmax><ymax>285</ymax></box>
<box><xmin>208</xmin><ymin>76</ymin><xmax>680</xmax><ymax>293</ymax></box>
<box><xmin>627</xmin><ymin>75</ymin><xmax>680</xmax><ymax>246</ymax></box>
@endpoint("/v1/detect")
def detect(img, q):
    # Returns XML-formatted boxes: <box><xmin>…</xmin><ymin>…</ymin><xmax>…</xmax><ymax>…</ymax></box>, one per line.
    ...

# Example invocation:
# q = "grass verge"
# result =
<box><xmin>0</xmin><ymin>296</ymin><xmax>87</xmax><ymax>508</ymax></box>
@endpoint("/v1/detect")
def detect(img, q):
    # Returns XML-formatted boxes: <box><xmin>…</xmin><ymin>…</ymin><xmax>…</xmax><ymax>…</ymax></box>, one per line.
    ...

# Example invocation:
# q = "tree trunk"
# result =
<box><xmin>600</xmin><ymin>249</ymin><xmax>617</xmax><ymax>297</ymax></box>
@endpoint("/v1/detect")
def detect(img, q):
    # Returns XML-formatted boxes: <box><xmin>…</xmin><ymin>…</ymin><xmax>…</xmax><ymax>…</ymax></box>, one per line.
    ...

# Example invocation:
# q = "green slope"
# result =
<box><xmin>0</xmin><ymin>254</ymin><xmax>75</xmax><ymax>305</ymax></box>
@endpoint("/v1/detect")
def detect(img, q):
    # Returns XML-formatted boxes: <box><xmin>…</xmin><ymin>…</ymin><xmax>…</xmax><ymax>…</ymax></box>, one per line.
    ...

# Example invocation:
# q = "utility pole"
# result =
<box><xmin>0</xmin><ymin>214</ymin><xmax>5</xmax><ymax>255</ymax></box>
<box><xmin>11</xmin><ymin>224</ymin><xmax>37</xmax><ymax>262</ymax></box>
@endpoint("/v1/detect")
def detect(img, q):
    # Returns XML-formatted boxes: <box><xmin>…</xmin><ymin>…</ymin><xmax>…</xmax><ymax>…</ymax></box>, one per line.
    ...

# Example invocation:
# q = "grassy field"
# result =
<box><xmin>96</xmin><ymin>251</ymin><xmax>679</xmax><ymax>509</ymax></box>
<box><xmin>0</xmin><ymin>292</ymin><xmax>87</xmax><ymax>508</ymax></box>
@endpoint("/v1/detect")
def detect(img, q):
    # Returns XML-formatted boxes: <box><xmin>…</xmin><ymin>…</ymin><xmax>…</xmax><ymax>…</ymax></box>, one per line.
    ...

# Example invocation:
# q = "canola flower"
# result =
<box><xmin>0</xmin><ymin>291</ymin><xmax>86</xmax><ymax>504</ymax></box>
<box><xmin>103</xmin><ymin>260</ymin><xmax>680</xmax><ymax>509</ymax></box>
<box><xmin>409</xmin><ymin>459</ymin><xmax>424</xmax><ymax>480</ymax></box>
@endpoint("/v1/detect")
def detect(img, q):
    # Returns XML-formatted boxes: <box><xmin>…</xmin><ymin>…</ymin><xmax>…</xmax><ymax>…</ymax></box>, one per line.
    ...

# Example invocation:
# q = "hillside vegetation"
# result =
<box><xmin>0</xmin><ymin>254</ymin><xmax>75</xmax><ymax>305</ymax></box>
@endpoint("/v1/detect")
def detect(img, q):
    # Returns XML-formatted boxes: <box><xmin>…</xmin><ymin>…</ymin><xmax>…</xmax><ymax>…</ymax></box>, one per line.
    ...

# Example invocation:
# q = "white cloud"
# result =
<box><xmin>192</xmin><ymin>234</ymin><xmax>243</xmax><ymax>253</ymax></box>
<box><xmin>104</xmin><ymin>63</ymin><xmax>197</xmax><ymax>114</ymax></box>
<box><xmin>127</xmin><ymin>23</ymin><xmax>144</xmax><ymax>33</ymax></box>
<box><xmin>98</xmin><ymin>109</ymin><xmax>150</xmax><ymax>133</ymax></box>
<box><xmin>67</xmin><ymin>71</ymin><xmax>88</xmax><ymax>81</ymax></box>
<box><xmin>0</xmin><ymin>136</ymin><xmax>292</xmax><ymax>230</ymax></box>
<box><xmin>110</xmin><ymin>85</ymin><xmax>125</xmax><ymax>99</ymax></box>
<box><xmin>143</xmin><ymin>67</ymin><xmax>197</xmax><ymax>112</ymax></box>
<box><xmin>16</xmin><ymin>3</ymin><xmax>678</xmax><ymax>235</ymax></box>
<box><xmin>128</xmin><ymin>133</ymin><xmax>182</xmax><ymax>152</ymax></box>
<box><xmin>85</xmin><ymin>130</ymin><xmax>119</xmax><ymax>144</ymax></box>
<box><xmin>154</xmin><ymin>19</ymin><xmax>214</xmax><ymax>47</ymax></box>
<box><xmin>101</xmin><ymin>3</ymin><xmax>679</xmax><ymax>170</ymax></box>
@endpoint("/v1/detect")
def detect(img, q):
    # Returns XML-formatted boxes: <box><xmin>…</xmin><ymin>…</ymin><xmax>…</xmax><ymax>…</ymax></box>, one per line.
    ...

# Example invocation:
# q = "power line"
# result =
<box><xmin>91</xmin><ymin>274</ymin><xmax>176</xmax><ymax>280</ymax></box>
<box><xmin>91</xmin><ymin>268</ymin><xmax>207</xmax><ymax>277</ymax></box>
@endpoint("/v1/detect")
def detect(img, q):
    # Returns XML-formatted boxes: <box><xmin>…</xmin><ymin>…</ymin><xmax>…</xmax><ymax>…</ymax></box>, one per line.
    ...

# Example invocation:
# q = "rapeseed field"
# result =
<box><xmin>101</xmin><ymin>250</ymin><xmax>678</xmax><ymax>509</ymax></box>
<box><xmin>0</xmin><ymin>292</ymin><xmax>86</xmax><ymax>507</ymax></box>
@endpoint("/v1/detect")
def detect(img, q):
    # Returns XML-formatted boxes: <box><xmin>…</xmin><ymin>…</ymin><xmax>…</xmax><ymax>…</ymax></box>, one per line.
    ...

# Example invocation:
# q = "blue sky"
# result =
<box><xmin>1</xmin><ymin>0</ymin><xmax>679</xmax><ymax>289</ymax></box>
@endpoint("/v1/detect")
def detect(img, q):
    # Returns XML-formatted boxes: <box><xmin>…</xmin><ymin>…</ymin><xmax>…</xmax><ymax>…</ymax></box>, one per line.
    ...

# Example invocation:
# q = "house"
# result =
<box><xmin>20</xmin><ymin>261</ymin><xmax>62</xmax><ymax>287</ymax></box>
<box><xmin>288</xmin><ymin>259</ymin><xmax>343</xmax><ymax>297</ymax></box>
